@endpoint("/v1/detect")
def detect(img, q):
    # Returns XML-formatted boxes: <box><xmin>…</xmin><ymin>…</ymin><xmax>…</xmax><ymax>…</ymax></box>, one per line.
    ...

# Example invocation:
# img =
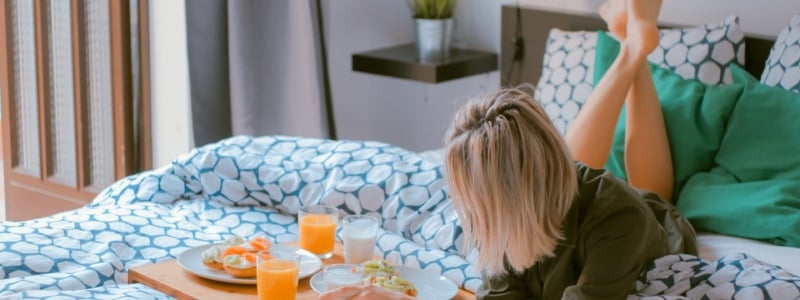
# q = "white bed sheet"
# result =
<box><xmin>697</xmin><ymin>233</ymin><xmax>800</xmax><ymax>275</ymax></box>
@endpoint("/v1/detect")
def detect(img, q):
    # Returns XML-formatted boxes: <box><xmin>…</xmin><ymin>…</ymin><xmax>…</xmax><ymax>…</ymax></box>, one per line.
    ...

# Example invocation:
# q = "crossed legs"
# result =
<box><xmin>564</xmin><ymin>0</ymin><xmax>674</xmax><ymax>202</ymax></box>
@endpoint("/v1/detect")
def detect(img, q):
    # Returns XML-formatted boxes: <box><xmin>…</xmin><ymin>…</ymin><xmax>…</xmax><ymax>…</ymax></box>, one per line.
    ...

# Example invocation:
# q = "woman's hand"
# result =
<box><xmin>318</xmin><ymin>285</ymin><xmax>414</xmax><ymax>300</ymax></box>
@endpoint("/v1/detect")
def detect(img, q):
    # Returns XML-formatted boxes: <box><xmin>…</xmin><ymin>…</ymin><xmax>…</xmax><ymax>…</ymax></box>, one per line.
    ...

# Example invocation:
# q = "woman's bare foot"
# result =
<box><xmin>599</xmin><ymin>0</ymin><xmax>627</xmax><ymax>40</ymax></box>
<box><xmin>625</xmin><ymin>0</ymin><xmax>662</xmax><ymax>57</ymax></box>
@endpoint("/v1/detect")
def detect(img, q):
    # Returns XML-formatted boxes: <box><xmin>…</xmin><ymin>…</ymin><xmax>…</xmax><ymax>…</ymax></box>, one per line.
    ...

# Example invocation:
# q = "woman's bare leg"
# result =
<box><xmin>623</xmin><ymin>0</ymin><xmax>673</xmax><ymax>202</ymax></box>
<box><xmin>565</xmin><ymin>0</ymin><xmax>647</xmax><ymax>168</ymax></box>
<box><xmin>565</xmin><ymin>0</ymin><xmax>674</xmax><ymax>201</ymax></box>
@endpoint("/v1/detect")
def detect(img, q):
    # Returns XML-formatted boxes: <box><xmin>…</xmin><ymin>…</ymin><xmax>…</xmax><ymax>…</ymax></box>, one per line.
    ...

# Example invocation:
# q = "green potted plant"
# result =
<box><xmin>407</xmin><ymin>0</ymin><xmax>457</xmax><ymax>63</ymax></box>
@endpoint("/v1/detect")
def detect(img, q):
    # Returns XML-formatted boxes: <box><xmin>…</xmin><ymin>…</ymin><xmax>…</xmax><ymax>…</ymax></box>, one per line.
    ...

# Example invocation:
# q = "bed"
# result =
<box><xmin>1</xmin><ymin>5</ymin><xmax>800</xmax><ymax>300</ymax></box>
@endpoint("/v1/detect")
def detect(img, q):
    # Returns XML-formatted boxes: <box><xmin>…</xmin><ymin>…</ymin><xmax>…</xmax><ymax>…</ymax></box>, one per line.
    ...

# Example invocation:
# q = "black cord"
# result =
<box><xmin>514</xmin><ymin>1</ymin><xmax>522</xmax><ymax>43</ymax></box>
<box><xmin>503</xmin><ymin>0</ymin><xmax>524</xmax><ymax>86</ymax></box>
<box><xmin>315</xmin><ymin>0</ymin><xmax>337</xmax><ymax>140</ymax></box>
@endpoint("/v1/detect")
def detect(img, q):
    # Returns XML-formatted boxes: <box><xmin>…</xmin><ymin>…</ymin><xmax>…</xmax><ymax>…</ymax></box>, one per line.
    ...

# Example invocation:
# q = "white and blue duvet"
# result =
<box><xmin>0</xmin><ymin>136</ymin><xmax>797</xmax><ymax>299</ymax></box>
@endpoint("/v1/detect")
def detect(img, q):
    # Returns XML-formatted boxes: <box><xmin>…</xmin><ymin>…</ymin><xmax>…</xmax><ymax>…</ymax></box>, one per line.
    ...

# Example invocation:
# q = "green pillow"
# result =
<box><xmin>711</xmin><ymin>65</ymin><xmax>800</xmax><ymax>181</ymax></box>
<box><xmin>677</xmin><ymin>64</ymin><xmax>800</xmax><ymax>246</ymax></box>
<box><xmin>593</xmin><ymin>31</ymin><xmax>743</xmax><ymax>201</ymax></box>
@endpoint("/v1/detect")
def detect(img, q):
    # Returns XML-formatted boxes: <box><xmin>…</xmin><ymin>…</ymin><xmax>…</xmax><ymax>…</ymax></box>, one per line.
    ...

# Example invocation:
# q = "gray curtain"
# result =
<box><xmin>185</xmin><ymin>0</ymin><xmax>333</xmax><ymax>146</ymax></box>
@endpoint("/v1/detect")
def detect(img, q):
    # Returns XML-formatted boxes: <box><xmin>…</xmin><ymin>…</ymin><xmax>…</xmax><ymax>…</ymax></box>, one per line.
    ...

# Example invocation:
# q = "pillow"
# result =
<box><xmin>593</xmin><ymin>31</ymin><xmax>744</xmax><ymax>201</ymax></box>
<box><xmin>760</xmin><ymin>15</ymin><xmax>800</xmax><ymax>93</ymax></box>
<box><xmin>678</xmin><ymin>65</ymin><xmax>800</xmax><ymax>247</ymax></box>
<box><xmin>536</xmin><ymin>30</ymin><xmax>596</xmax><ymax>134</ymax></box>
<box><xmin>646</xmin><ymin>15</ymin><xmax>745</xmax><ymax>86</ymax></box>
<box><xmin>536</xmin><ymin>16</ymin><xmax>745</xmax><ymax>134</ymax></box>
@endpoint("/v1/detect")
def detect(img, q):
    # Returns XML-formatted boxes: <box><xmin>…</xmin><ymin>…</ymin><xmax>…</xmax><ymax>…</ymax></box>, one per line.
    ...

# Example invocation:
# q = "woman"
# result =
<box><xmin>320</xmin><ymin>0</ymin><xmax>696</xmax><ymax>298</ymax></box>
<box><xmin>448</xmin><ymin>0</ymin><xmax>696</xmax><ymax>298</ymax></box>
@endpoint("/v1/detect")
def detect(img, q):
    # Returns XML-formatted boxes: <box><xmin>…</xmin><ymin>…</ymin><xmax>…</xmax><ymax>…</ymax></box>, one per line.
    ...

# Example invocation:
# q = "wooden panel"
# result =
<box><xmin>0</xmin><ymin>0</ymin><xmax>150</xmax><ymax>221</ymax></box>
<box><xmin>0</xmin><ymin>0</ymin><xmax>18</xmax><ymax>197</ymax></box>
<box><xmin>138</xmin><ymin>0</ymin><xmax>151</xmax><ymax>171</ymax></box>
<box><xmin>71</xmin><ymin>0</ymin><xmax>88</xmax><ymax>190</ymax></box>
<box><xmin>34</xmin><ymin>0</ymin><xmax>52</xmax><ymax>180</ymax></box>
<box><xmin>743</xmin><ymin>36</ymin><xmax>777</xmax><ymax>79</ymax></box>
<box><xmin>0</xmin><ymin>0</ymin><xmax>91</xmax><ymax>220</ymax></box>
<box><xmin>6</xmin><ymin>179</ymin><xmax>84</xmax><ymax>220</ymax></box>
<box><xmin>109</xmin><ymin>0</ymin><xmax>134</xmax><ymax>178</ymax></box>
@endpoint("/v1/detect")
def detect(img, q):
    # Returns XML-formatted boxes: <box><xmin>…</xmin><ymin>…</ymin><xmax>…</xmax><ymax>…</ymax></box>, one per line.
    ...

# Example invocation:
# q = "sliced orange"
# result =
<box><xmin>221</xmin><ymin>246</ymin><xmax>248</xmax><ymax>258</ymax></box>
<box><xmin>249</xmin><ymin>237</ymin><xmax>271</xmax><ymax>251</ymax></box>
<box><xmin>257</xmin><ymin>251</ymin><xmax>272</xmax><ymax>261</ymax></box>
<box><xmin>242</xmin><ymin>252</ymin><xmax>257</xmax><ymax>263</ymax></box>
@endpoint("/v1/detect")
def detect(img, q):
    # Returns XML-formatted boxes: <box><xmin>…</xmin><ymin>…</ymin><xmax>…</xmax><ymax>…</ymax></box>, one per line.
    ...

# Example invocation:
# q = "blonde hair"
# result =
<box><xmin>444</xmin><ymin>87</ymin><xmax>577</xmax><ymax>277</ymax></box>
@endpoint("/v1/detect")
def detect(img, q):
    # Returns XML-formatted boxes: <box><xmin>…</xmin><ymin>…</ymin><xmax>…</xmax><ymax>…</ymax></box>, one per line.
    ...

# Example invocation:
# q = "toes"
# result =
<box><xmin>599</xmin><ymin>0</ymin><xmax>628</xmax><ymax>39</ymax></box>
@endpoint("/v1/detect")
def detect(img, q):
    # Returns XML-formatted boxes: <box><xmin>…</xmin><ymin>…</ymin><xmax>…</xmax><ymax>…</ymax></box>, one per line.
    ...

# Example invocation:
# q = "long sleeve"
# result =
<box><xmin>476</xmin><ymin>269</ymin><xmax>534</xmax><ymax>300</ymax></box>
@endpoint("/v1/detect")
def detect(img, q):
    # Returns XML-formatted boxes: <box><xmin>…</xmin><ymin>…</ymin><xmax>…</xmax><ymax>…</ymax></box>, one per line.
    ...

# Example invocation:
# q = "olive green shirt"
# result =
<box><xmin>476</xmin><ymin>163</ymin><xmax>697</xmax><ymax>300</ymax></box>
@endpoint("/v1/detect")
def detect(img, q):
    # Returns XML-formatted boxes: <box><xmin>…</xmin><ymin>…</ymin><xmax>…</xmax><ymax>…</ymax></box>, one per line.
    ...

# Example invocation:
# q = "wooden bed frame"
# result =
<box><xmin>499</xmin><ymin>5</ymin><xmax>777</xmax><ymax>86</ymax></box>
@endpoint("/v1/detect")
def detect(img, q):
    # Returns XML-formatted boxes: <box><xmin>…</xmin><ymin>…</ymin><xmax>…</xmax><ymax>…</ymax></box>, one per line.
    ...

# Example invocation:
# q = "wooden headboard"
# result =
<box><xmin>500</xmin><ymin>5</ymin><xmax>777</xmax><ymax>86</ymax></box>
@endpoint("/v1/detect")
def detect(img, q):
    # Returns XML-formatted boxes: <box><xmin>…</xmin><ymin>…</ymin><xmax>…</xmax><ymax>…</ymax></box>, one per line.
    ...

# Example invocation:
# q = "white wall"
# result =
<box><xmin>149</xmin><ymin>0</ymin><xmax>799</xmax><ymax>161</ymax></box>
<box><xmin>150</xmin><ymin>0</ymin><xmax>193</xmax><ymax>168</ymax></box>
<box><xmin>324</xmin><ymin>0</ymin><xmax>511</xmax><ymax>152</ymax></box>
<box><xmin>517</xmin><ymin>0</ymin><xmax>799</xmax><ymax>37</ymax></box>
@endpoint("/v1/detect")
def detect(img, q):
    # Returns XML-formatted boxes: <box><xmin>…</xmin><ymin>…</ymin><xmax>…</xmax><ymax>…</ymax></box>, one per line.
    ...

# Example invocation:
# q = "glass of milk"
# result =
<box><xmin>323</xmin><ymin>264</ymin><xmax>364</xmax><ymax>291</ymax></box>
<box><xmin>342</xmin><ymin>215</ymin><xmax>380</xmax><ymax>264</ymax></box>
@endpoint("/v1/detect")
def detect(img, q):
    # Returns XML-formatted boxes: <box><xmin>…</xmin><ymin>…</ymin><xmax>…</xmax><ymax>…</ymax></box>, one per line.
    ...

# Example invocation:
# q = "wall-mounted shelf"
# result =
<box><xmin>352</xmin><ymin>44</ymin><xmax>498</xmax><ymax>83</ymax></box>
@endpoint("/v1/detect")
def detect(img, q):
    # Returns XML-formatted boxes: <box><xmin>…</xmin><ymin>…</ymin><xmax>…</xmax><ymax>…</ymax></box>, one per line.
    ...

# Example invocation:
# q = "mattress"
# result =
<box><xmin>697</xmin><ymin>233</ymin><xmax>800</xmax><ymax>275</ymax></box>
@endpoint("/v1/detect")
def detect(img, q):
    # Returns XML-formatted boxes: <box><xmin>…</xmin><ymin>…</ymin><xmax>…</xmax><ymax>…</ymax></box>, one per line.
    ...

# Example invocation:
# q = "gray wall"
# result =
<box><xmin>151</xmin><ymin>0</ymin><xmax>800</xmax><ymax>165</ymax></box>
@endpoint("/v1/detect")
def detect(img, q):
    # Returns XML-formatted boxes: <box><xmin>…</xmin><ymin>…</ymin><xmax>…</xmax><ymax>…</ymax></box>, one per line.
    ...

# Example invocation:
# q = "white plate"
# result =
<box><xmin>309</xmin><ymin>266</ymin><xmax>458</xmax><ymax>300</ymax></box>
<box><xmin>176</xmin><ymin>244</ymin><xmax>322</xmax><ymax>285</ymax></box>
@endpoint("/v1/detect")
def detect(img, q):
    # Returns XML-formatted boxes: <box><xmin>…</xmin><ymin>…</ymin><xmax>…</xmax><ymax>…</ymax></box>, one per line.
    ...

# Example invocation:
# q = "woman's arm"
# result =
<box><xmin>564</xmin><ymin>43</ymin><xmax>646</xmax><ymax>169</ymax></box>
<box><xmin>476</xmin><ymin>271</ymin><xmax>533</xmax><ymax>300</ymax></box>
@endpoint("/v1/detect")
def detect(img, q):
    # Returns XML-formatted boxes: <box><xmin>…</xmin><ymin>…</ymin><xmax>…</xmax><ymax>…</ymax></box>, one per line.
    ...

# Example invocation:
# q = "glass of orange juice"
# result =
<box><xmin>257</xmin><ymin>246</ymin><xmax>300</xmax><ymax>300</ymax></box>
<box><xmin>298</xmin><ymin>205</ymin><xmax>338</xmax><ymax>259</ymax></box>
